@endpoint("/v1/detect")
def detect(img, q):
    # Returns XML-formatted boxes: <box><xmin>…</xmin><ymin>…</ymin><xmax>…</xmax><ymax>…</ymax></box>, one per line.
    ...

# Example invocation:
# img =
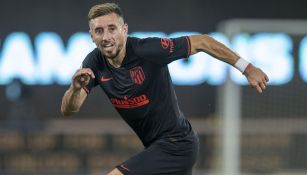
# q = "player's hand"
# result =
<box><xmin>244</xmin><ymin>64</ymin><xmax>269</xmax><ymax>93</ymax></box>
<box><xmin>71</xmin><ymin>68</ymin><xmax>95</xmax><ymax>90</ymax></box>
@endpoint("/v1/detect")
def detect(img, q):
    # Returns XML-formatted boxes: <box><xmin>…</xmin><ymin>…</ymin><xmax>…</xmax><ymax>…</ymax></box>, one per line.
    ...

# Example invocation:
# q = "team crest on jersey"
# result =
<box><xmin>130</xmin><ymin>66</ymin><xmax>145</xmax><ymax>85</ymax></box>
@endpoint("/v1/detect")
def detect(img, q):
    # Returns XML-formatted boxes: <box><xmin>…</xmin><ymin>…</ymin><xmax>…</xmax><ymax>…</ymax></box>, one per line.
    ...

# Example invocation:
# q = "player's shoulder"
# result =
<box><xmin>126</xmin><ymin>36</ymin><xmax>160</xmax><ymax>55</ymax></box>
<box><xmin>84</xmin><ymin>48</ymin><xmax>100</xmax><ymax>61</ymax></box>
<box><xmin>127</xmin><ymin>36</ymin><xmax>141</xmax><ymax>42</ymax></box>
<box><xmin>126</xmin><ymin>36</ymin><xmax>141</xmax><ymax>48</ymax></box>
<box><xmin>127</xmin><ymin>36</ymin><xmax>159</xmax><ymax>45</ymax></box>
<box><xmin>82</xmin><ymin>48</ymin><xmax>101</xmax><ymax>68</ymax></box>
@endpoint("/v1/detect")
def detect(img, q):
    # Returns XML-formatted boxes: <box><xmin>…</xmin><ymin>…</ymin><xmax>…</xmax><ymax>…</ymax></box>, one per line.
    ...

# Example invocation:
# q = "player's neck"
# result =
<box><xmin>106</xmin><ymin>47</ymin><xmax>126</xmax><ymax>68</ymax></box>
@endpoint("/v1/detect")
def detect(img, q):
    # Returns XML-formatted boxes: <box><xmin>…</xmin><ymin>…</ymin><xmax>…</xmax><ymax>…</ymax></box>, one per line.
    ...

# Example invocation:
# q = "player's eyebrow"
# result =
<box><xmin>94</xmin><ymin>26</ymin><xmax>103</xmax><ymax>30</ymax></box>
<box><xmin>94</xmin><ymin>24</ymin><xmax>117</xmax><ymax>30</ymax></box>
<box><xmin>107</xmin><ymin>24</ymin><xmax>117</xmax><ymax>28</ymax></box>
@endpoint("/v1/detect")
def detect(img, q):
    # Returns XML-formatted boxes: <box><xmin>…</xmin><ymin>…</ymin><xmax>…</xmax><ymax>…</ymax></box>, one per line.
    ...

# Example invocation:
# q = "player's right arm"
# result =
<box><xmin>61</xmin><ymin>68</ymin><xmax>95</xmax><ymax>116</ymax></box>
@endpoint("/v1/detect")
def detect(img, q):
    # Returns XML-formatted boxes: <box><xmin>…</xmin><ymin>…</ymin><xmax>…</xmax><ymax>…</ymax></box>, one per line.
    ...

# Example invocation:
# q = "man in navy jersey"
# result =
<box><xmin>61</xmin><ymin>3</ymin><xmax>269</xmax><ymax>175</ymax></box>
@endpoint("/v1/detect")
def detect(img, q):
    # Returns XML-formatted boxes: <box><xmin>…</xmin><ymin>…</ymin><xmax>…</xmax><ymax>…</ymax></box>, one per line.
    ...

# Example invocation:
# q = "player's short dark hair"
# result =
<box><xmin>88</xmin><ymin>3</ymin><xmax>124</xmax><ymax>22</ymax></box>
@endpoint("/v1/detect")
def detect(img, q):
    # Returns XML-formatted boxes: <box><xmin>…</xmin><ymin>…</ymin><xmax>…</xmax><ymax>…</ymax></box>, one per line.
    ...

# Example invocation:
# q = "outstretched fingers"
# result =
<box><xmin>265</xmin><ymin>74</ymin><xmax>269</xmax><ymax>82</ymax></box>
<box><xmin>250</xmin><ymin>81</ymin><xmax>263</xmax><ymax>93</ymax></box>
<box><xmin>260</xmin><ymin>81</ymin><xmax>266</xmax><ymax>90</ymax></box>
<box><xmin>246</xmin><ymin>67</ymin><xmax>269</xmax><ymax>93</ymax></box>
<box><xmin>253</xmin><ymin>76</ymin><xmax>268</xmax><ymax>93</ymax></box>
<box><xmin>256</xmin><ymin>84</ymin><xmax>263</xmax><ymax>93</ymax></box>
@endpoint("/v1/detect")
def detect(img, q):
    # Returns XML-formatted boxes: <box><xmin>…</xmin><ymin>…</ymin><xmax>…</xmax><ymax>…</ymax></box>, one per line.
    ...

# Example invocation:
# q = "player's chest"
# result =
<box><xmin>96</xmin><ymin>62</ymin><xmax>157</xmax><ymax>97</ymax></box>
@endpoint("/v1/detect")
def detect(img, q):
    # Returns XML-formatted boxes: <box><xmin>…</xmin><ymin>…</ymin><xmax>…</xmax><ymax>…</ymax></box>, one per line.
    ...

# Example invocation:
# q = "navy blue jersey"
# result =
<box><xmin>82</xmin><ymin>36</ymin><xmax>192</xmax><ymax>147</ymax></box>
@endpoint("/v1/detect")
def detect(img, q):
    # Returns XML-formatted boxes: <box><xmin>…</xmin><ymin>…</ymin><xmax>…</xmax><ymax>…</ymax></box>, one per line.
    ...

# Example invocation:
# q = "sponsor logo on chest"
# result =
<box><xmin>110</xmin><ymin>94</ymin><xmax>149</xmax><ymax>109</ymax></box>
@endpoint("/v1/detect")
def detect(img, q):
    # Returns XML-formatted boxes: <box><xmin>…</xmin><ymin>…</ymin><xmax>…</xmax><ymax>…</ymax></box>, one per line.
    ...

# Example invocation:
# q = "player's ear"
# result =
<box><xmin>88</xmin><ymin>21</ymin><xmax>94</xmax><ymax>40</ymax></box>
<box><xmin>89</xmin><ymin>31</ymin><xmax>93</xmax><ymax>39</ymax></box>
<box><xmin>89</xmin><ymin>29</ymin><xmax>94</xmax><ymax>41</ymax></box>
<box><xmin>123</xmin><ymin>23</ymin><xmax>128</xmax><ymax>35</ymax></box>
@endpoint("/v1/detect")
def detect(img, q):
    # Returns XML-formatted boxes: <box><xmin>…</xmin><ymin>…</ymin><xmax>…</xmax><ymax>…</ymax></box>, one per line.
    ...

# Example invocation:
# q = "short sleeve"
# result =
<box><xmin>81</xmin><ymin>51</ymin><xmax>99</xmax><ymax>94</ymax></box>
<box><xmin>132</xmin><ymin>36</ymin><xmax>191</xmax><ymax>65</ymax></box>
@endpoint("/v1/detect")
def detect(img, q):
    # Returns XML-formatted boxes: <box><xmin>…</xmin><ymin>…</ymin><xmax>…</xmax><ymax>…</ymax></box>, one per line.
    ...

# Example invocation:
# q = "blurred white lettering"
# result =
<box><xmin>299</xmin><ymin>36</ymin><xmax>307</xmax><ymax>82</ymax></box>
<box><xmin>0</xmin><ymin>32</ymin><xmax>297</xmax><ymax>85</ymax></box>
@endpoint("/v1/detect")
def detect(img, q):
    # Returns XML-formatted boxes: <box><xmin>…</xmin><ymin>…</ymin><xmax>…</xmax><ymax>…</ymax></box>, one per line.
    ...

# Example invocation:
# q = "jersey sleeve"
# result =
<box><xmin>132</xmin><ymin>36</ymin><xmax>191</xmax><ymax>65</ymax></box>
<box><xmin>81</xmin><ymin>51</ymin><xmax>99</xmax><ymax>94</ymax></box>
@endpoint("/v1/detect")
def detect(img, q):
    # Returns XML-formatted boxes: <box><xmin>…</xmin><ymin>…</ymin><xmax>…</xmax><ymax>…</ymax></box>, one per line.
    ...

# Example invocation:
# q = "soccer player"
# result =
<box><xmin>61</xmin><ymin>3</ymin><xmax>269</xmax><ymax>175</ymax></box>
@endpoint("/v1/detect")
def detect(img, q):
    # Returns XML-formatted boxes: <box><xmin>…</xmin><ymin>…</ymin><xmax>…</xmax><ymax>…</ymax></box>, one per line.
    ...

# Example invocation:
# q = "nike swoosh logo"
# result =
<box><xmin>100</xmin><ymin>77</ymin><xmax>113</xmax><ymax>82</ymax></box>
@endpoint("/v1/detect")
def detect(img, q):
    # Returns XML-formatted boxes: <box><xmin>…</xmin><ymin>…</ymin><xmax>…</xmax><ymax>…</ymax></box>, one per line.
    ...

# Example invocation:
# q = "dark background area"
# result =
<box><xmin>1</xmin><ymin>0</ymin><xmax>307</xmax><ymax>35</ymax></box>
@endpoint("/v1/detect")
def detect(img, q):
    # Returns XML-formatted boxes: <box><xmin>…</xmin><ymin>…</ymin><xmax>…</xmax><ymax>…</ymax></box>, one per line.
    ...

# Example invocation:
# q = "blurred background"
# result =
<box><xmin>0</xmin><ymin>0</ymin><xmax>307</xmax><ymax>175</ymax></box>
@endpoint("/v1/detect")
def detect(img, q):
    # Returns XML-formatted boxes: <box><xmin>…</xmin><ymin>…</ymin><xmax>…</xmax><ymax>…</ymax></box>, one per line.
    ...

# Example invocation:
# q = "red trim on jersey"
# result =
<box><xmin>185</xmin><ymin>36</ymin><xmax>191</xmax><ymax>57</ymax></box>
<box><xmin>120</xmin><ymin>164</ymin><xmax>131</xmax><ymax>172</ymax></box>
<box><xmin>83</xmin><ymin>87</ymin><xmax>89</xmax><ymax>94</ymax></box>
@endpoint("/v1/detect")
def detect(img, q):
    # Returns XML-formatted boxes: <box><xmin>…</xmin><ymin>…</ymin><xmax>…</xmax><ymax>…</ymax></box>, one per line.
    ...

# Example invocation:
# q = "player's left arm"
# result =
<box><xmin>189</xmin><ymin>34</ymin><xmax>269</xmax><ymax>93</ymax></box>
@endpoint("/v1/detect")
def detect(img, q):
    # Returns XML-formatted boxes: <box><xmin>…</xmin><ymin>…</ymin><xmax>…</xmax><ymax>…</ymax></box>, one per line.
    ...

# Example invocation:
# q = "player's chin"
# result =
<box><xmin>99</xmin><ymin>48</ymin><xmax>114</xmax><ymax>58</ymax></box>
<box><xmin>104</xmin><ymin>52</ymin><xmax>118</xmax><ymax>59</ymax></box>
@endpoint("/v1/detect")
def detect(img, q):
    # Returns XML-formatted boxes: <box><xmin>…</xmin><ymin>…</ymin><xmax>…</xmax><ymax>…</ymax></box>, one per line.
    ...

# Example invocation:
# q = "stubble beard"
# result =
<box><xmin>98</xmin><ymin>43</ymin><xmax>122</xmax><ymax>60</ymax></box>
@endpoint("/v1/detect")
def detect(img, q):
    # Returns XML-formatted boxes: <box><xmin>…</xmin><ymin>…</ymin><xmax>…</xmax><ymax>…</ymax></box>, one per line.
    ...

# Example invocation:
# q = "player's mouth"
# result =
<box><xmin>102</xmin><ymin>43</ymin><xmax>115</xmax><ymax>51</ymax></box>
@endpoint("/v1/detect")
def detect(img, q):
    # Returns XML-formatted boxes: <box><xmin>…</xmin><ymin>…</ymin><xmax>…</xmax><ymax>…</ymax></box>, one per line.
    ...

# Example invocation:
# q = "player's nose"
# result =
<box><xmin>102</xmin><ymin>31</ymin><xmax>112</xmax><ymax>41</ymax></box>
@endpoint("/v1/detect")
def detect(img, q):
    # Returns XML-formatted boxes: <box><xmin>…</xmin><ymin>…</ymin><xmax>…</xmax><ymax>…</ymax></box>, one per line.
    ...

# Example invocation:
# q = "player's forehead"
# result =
<box><xmin>90</xmin><ymin>13</ymin><xmax>123</xmax><ymax>29</ymax></box>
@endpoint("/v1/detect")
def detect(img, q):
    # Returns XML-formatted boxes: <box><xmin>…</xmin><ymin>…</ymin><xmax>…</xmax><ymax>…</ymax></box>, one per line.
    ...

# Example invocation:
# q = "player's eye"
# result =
<box><xmin>109</xmin><ymin>27</ymin><xmax>116</xmax><ymax>33</ymax></box>
<box><xmin>95</xmin><ymin>28</ymin><xmax>103</xmax><ymax>34</ymax></box>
